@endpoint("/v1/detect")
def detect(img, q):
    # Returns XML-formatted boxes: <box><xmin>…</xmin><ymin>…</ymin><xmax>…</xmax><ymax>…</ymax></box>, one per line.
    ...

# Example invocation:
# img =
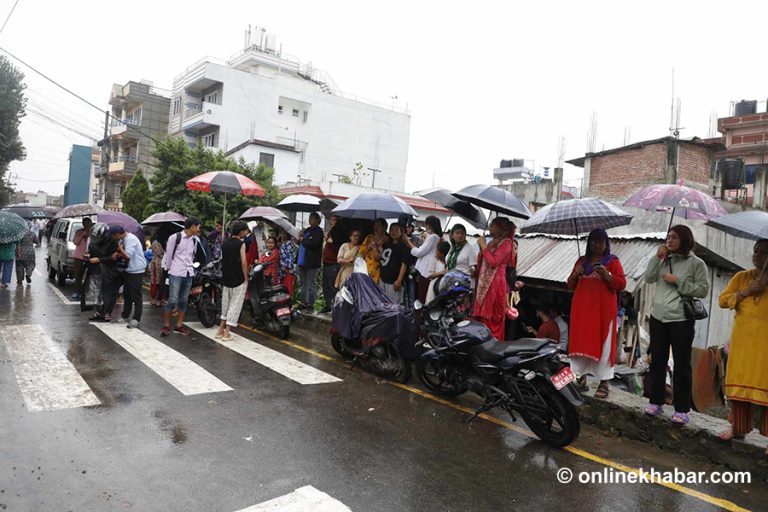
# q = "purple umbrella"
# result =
<box><xmin>142</xmin><ymin>211</ymin><xmax>187</xmax><ymax>225</ymax></box>
<box><xmin>96</xmin><ymin>211</ymin><xmax>145</xmax><ymax>247</ymax></box>
<box><xmin>623</xmin><ymin>183</ymin><xmax>727</xmax><ymax>231</ymax></box>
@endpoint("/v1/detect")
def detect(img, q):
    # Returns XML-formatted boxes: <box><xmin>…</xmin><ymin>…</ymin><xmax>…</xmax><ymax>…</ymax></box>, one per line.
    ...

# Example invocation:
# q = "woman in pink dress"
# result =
<box><xmin>473</xmin><ymin>218</ymin><xmax>515</xmax><ymax>340</ymax></box>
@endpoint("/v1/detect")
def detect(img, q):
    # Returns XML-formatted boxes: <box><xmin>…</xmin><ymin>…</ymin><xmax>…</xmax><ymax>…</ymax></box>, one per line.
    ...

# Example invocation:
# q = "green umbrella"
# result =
<box><xmin>0</xmin><ymin>211</ymin><xmax>30</xmax><ymax>244</ymax></box>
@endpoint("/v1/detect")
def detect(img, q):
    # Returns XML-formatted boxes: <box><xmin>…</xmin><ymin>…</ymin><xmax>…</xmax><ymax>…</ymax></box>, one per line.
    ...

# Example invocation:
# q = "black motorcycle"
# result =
<box><xmin>330</xmin><ymin>268</ymin><xmax>418</xmax><ymax>383</ymax></box>
<box><xmin>415</xmin><ymin>272</ymin><xmax>583</xmax><ymax>447</ymax></box>
<box><xmin>189</xmin><ymin>260</ymin><xmax>222</xmax><ymax>328</ymax></box>
<box><xmin>246</xmin><ymin>260</ymin><xmax>292</xmax><ymax>339</ymax></box>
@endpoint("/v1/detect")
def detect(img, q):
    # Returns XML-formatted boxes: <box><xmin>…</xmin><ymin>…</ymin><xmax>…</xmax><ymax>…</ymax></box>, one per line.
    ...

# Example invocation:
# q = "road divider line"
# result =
<box><xmin>189</xmin><ymin>323</ymin><xmax>341</xmax><ymax>385</ymax></box>
<box><xmin>46</xmin><ymin>282</ymin><xmax>79</xmax><ymax>305</ymax></box>
<box><xmin>235</xmin><ymin>485</ymin><xmax>351</xmax><ymax>512</ymax></box>
<box><xmin>238</xmin><ymin>323</ymin><xmax>334</xmax><ymax>361</ymax></box>
<box><xmin>91</xmin><ymin>323</ymin><xmax>233</xmax><ymax>395</ymax></box>
<box><xmin>0</xmin><ymin>324</ymin><xmax>101</xmax><ymax>412</ymax></box>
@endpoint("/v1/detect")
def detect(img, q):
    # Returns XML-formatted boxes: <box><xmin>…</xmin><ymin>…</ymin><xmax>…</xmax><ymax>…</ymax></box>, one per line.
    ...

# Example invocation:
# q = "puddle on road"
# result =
<box><xmin>152</xmin><ymin>410</ymin><xmax>189</xmax><ymax>445</ymax></box>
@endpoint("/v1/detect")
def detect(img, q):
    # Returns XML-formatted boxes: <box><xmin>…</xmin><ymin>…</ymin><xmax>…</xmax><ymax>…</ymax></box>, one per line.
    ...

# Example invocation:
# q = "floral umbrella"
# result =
<box><xmin>186</xmin><ymin>171</ymin><xmax>266</xmax><ymax>228</ymax></box>
<box><xmin>623</xmin><ymin>183</ymin><xmax>727</xmax><ymax>231</ymax></box>
<box><xmin>0</xmin><ymin>211</ymin><xmax>30</xmax><ymax>244</ymax></box>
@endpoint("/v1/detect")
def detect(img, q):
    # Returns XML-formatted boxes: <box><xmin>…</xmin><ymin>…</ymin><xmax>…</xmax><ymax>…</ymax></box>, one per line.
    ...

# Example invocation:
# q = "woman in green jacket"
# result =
<box><xmin>643</xmin><ymin>225</ymin><xmax>709</xmax><ymax>425</ymax></box>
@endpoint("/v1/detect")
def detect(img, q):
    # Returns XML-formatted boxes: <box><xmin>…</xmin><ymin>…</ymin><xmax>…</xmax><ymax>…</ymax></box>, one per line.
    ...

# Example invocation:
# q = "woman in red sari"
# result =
<box><xmin>567</xmin><ymin>228</ymin><xmax>626</xmax><ymax>398</ymax></box>
<box><xmin>473</xmin><ymin>218</ymin><xmax>515</xmax><ymax>340</ymax></box>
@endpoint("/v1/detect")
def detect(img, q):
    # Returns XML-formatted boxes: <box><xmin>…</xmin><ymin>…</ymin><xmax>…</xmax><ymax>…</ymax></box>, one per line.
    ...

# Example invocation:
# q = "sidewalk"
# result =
<box><xmin>295</xmin><ymin>311</ymin><xmax>768</xmax><ymax>478</ymax></box>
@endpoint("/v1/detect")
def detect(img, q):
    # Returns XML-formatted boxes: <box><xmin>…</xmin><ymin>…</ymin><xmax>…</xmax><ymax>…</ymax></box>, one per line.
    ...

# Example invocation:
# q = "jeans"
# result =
<box><xmin>0</xmin><ymin>259</ymin><xmax>13</xmax><ymax>285</ymax></box>
<box><xmin>73</xmin><ymin>258</ymin><xmax>86</xmax><ymax>294</ymax></box>
<box><xmin>322</xmin><ymin>263</ymin><xmax>339</xmax><ymax>309</ymax></box>
<box><xmin>166</xmin><ymin>274</ymin><xmax>194</xmax><ymax>313</ymax></box>
<box><xmin>121</xmin><ymin>272</ymin><xmax>144</xmax><ymax>322</ymax></box>
<box><xmin>649</xmin><ymin>316</ymin><xmax>695</xmax><ymax>413</ymax></box>
<box><xmin>298</xmin><ymin>266</ymin><xmax>318</xmax><ymax>308</ymax></box>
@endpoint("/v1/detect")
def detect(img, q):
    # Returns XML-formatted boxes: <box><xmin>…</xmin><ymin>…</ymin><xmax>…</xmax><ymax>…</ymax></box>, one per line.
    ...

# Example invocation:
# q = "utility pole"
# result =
<box><xmin>367</xmin><ymin>167</ymin><xmax>382</xmax><ymax>189</ymax></box>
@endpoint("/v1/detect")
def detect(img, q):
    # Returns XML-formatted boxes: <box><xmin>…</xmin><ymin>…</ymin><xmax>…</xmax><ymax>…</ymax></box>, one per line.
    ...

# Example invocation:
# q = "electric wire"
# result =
<box><xmin>0</xmin><ymin>0</ymin><xmax>20</xmax><ymax>35</ymax></box>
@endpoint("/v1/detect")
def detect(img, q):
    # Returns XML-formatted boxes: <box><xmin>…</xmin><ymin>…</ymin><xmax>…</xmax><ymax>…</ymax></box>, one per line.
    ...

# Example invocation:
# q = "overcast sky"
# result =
<box><xmin>3</xmin><ymin>0</ymin><xmax>768</xmax><ymax>196</ymax></box>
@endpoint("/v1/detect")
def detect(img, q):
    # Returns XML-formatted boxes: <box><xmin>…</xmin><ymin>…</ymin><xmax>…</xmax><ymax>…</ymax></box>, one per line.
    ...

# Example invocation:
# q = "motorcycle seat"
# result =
<box><xmin>469</xmin><ymin>338</ymin><xmax>552</xmax><ymax>363</ymax></box>
<box><xmin>263</xmin><ymin>285</ymin><xmax>288</xmax><ymax>295</ymax></box>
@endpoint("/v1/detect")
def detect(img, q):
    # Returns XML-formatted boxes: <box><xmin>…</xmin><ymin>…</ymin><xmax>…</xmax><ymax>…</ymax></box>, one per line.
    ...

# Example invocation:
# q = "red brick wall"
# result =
<box><xmin>588</xmin><ymin>142</ymin><xmax>712</xmax><ymax>201</ymax></box>
<box><xmin>588</xmin><ymin>144</ymin><xmax>667</xmax><ymax>201</ymax></box>
<box><xmin>677</xmin><ymin>144</ymin><xmax>712</xmax><ymax>186</ymax></box>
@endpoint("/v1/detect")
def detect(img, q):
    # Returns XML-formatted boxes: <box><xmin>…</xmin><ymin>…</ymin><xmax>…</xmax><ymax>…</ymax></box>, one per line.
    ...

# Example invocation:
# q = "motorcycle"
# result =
<box><xmin>189</xmin><ymin>259</ymin><xmax>222</xmax><ymax>328</ymax></box>
<box><xmin>246</xmin><ymin>260</ymin><xmax>292</xmax><ymax>339</ymax></box>
<box><xmin>415</xmin><ymin>271</ymin><xmax>583</xmax><ymax>447</ymax></box>
<box><xmin>330</xmin><ymin>260</ymin><xmax>418</xmax><ymax>383</ymax></box>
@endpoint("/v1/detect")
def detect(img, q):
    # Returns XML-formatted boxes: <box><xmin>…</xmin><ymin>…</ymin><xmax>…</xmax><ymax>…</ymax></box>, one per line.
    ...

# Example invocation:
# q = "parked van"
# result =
<box><xmin>47</xmin><ymin>218</ymin><xmax>83</xmax><ymax>286</ymax></box>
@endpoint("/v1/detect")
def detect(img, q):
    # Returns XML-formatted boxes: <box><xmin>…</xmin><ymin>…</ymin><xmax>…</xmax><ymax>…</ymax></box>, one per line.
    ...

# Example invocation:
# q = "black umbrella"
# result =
<box><xmin>416</xmin><ymin>187</ymin><xmax>487</xmax><ymax>230</ymax></box>
<box><xmin>1</xmin><ymin>204</ymin><xmax>51</xmax><ymax>220</ymax></box>
<box><xmin>452</xmin><ymin>184</ymin><xmax>532</xmax><ymax>220</ymax></box>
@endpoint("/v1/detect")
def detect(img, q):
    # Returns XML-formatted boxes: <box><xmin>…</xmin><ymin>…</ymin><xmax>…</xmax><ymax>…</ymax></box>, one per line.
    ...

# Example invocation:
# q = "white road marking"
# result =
<box><xmin>91</xmin><ymin>323</ymin><xmax>233</xmax><ymax>395</ymax></box>
<box><xmin>46</xmin><ymin>282</ymin><xmax>79</xmax><ymax>305</ymax></box>
<box><xmin>235</xmin><ymin>486</ymin><xmax>351</xmax><ymax>512</ymax></box>
<box><xmin>188</xmin><ymin>323</ymin><xmax>342</xmax><ymax>385</ymax></box>
<box><xmin>0</xmin><ymin>324</ymin><xmax>101</xmax><ymax>412</ymax></box>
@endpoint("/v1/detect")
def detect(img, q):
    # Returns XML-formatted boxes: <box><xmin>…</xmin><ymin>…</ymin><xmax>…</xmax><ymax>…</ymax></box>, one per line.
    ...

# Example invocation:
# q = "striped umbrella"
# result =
<box><xmin>521</xmin><ymin>197</ymin><xmax>633</xmax><ymax>255</ymax></box>
<box><xmin>186</xmin><ymin>171</ymin><xmax>266</xmax><ymax>228</ymax></box>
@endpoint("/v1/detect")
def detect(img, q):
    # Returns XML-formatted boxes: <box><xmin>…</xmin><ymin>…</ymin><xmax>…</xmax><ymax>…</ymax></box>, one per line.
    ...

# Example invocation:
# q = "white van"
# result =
<box><xmin>47</xmin><ymin>218</ymin><xmax>83</xmax><ymax>286</ymax></box>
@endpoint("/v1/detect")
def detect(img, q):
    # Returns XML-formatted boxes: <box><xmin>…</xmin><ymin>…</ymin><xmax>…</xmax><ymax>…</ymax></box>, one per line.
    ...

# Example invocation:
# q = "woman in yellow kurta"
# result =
<box><xmin>359</xmin><ymin>218</ymin><xmax>389</xmax><ymax>284</ymax></box>
<box><xmin>718</xmin><ymin>238</ymin><xmax>768</xmax><ymax>452</ymax></box>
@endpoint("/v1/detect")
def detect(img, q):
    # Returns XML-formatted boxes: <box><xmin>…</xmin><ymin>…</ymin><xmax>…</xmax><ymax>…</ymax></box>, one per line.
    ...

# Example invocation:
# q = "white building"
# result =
<box><xmin>169</xmin><ymin>29</ymin><xmax>411</xmax><ymax>192</ymax></box>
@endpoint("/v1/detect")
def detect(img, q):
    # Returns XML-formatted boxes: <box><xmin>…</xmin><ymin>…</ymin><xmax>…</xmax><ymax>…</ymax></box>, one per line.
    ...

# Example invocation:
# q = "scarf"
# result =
<box><xmin>446</xmin><ymin>239</ymin><xmax>467</xmax><ymax>270</ymax></box>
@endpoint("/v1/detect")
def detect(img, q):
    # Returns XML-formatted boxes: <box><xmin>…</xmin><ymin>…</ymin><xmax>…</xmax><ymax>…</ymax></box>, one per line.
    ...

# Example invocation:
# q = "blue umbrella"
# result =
<box><xmin>332</xmin><ymin>193</ymin><xmax>417</xmax><ymax>220</ymax></box>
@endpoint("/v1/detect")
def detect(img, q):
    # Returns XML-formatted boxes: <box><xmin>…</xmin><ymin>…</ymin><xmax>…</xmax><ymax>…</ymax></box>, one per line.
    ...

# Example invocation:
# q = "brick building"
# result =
<box><xmin>567</xmin><ymin>136</ymin><xmax>724</xmax><ymax>202</ymax></box>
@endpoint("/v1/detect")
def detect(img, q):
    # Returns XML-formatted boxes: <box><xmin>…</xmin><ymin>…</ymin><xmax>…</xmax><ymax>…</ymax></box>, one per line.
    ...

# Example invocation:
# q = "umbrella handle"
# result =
<box><xmin>667</xmin><ymin>207</ymin><xmax>675</xmax><ymax>233</ymax></box>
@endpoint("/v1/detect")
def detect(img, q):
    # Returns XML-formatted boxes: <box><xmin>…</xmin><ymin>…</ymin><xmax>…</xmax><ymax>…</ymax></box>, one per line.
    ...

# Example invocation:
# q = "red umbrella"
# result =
<box><xmin>186</xmin><ymin>171</ymin><xmax>266</xmax><ymax>228</ymax></box>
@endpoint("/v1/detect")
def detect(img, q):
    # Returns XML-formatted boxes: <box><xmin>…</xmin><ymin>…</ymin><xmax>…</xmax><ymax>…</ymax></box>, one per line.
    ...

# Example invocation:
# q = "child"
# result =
<box><xmin>426</xmin><ymin>241</ymin><xmax>450</xmax><ymax>304</ymax></box>
<box><xmin>258</xmin><ymin>236</ymin><xmax>280</xmax><ymax>286</ymax></box>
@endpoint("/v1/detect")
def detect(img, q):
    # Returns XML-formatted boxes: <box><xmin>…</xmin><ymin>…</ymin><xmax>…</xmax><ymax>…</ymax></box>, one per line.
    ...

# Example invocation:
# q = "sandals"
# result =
<box><xmin>594</xmin><ymin>382</ymin><xmax>610</xmax><ymax>399</ymax></box>
<box><xmin>644</xmin><ymin>404</ymin><xmax>664</xmax><ymax>417</ymax></box>
<box><xmin>574</xmin><ymin>376</ymin><xmax>589</xmax><ymax>393</ymax></box>
<box><xmin>718</xmin><ymin>429</ymin><xmax>745</xmax><ymax>442</ymax></box>
<box><xmin>220</xmin><ymin>334</ymin><xmax>234</xmax><ymax>342</ymax></box>
<box><xmin>89</xmin><ymin>313</ymin><xmax>104</xmax><ymax>321</ymax></box>
<box><xmin>671</xmin><ymin>412</ymin><xmax>689</xmax><ymax>425</ymax></box>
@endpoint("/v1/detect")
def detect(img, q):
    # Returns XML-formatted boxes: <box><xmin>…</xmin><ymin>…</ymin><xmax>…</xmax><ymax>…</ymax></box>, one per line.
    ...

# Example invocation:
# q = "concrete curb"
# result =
<box><xmin>295</xmin><ymin>312</ymin><xmax>768</xmax><ymax>478</ymax></box>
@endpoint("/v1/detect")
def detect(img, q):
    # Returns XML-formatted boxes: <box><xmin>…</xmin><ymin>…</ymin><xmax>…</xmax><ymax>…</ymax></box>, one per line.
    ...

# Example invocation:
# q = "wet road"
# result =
<box><xmin>0</xmin><ymin>248</ymin><xmax>765</xmax><ymax>511</ymax></box>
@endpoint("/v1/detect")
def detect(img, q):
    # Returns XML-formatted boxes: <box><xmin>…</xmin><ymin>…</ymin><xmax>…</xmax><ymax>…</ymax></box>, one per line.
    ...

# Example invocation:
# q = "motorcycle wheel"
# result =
<box><xmin>371</xmin><ymin>344</ymin><xmax>411</xmax><ymax>383</ymax></box>
<box><xmin>197</xmin><ymin>290</ymin><xmax>219</xmax><ymax>328</ymax></box>
<box><xmin>330</xmin><ymin>333</ymin><xmax>349</xmax><ymax>357</ymax></box>
<box><xmin>264</xmin><ymin>312</ymin><xmax>280</xmax><ymax>334</ymax></box>
<box><xmin>516</xmin><ymin>378</ymin><xmax>580</xmax><ymax>447</ymax></box>
<box><xmin>415</xmin><ymin>359</ymin><xmax>467</xmax><ymax>397</ymax></box>
<box><xmin>279</xmin><ymin>324</ymin><xmax>290</xmax><ymax>339</ymax></box>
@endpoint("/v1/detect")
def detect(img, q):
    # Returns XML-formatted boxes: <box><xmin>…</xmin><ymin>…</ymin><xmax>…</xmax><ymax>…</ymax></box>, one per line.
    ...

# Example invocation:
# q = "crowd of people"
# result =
<box><xmin>4</xmin><ymin>207</ymin><xmax>764</xmax><ymax>450</ymax></box>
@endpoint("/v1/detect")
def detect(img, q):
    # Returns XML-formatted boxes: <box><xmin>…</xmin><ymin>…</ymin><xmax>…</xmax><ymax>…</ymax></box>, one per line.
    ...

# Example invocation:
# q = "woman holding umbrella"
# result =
<box><xmin>718</xmin><ymin>239</ymin><xmax>768</xmax><ymax>449</ymax></box>
<box><xmin>472</xmin><ymin>217</ymin><xmax>514</xmax><ymax>340</ymax></box>
<box><xmin>643</xmin><ymin>225</ymin><xmax>709</xmax><ymax>424</ymax></box>
<box><xmin>567</xmin><ymin>229</ymin><xmax>627</xmax><ymax>398</ymax></box>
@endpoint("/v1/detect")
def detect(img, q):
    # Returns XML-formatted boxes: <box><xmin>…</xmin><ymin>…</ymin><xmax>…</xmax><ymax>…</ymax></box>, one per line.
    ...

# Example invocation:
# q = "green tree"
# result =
<box><xmin>148</xmin><ymin>137</ymin><xmax>281</xmax><ymax>226</ymax></box>
<box><xmin>120</xmin><ymin>169</ymin><xmax>150</xmax><ymax>222</ymax></box>
<box><xmin>0</xmin><ymin>56</ymin><xmax>27</xmax><ymax>207</ymax></box>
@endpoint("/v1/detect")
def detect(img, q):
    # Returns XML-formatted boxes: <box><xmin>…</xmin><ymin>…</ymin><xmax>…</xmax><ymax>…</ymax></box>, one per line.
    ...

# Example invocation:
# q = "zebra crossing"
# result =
<box><xmin>0</xmin><ymin>320</ymin><xmax>342</xmax><ymax>413</ymax></box>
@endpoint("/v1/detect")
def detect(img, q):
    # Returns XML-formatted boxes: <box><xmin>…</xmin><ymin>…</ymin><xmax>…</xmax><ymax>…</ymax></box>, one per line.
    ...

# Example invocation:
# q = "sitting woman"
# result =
<box><xmin>718</xmin><ymin>238</ymin><xmax>768</xmax><ymax>453</ymax></box>
<box><xmin>257</xmin><ymin>236</ymin><xmax>280</xmax><ymax>286</ymax></box>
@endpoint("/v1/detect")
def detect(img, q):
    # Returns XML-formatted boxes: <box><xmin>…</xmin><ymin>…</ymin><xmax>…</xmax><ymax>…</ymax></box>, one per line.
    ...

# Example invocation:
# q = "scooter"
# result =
<box><xmin>189</xmin><ymin>259</ymin><xmax>222</xmax><ymax>328</ymax></box>
<box><xmin>246</xmin><ymin>260</ymin><xmax>292</xmax><ymax>339</ymax></box>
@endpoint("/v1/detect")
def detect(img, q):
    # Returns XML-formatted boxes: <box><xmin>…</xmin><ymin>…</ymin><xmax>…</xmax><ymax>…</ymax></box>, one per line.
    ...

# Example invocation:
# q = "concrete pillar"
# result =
<box><xmin>554</xmin><ymin>167</ymin><xmax>564</xmax><ymax>202</ymax></box>
<box><xmin>754</xmin><ymin>165</ymin><xmax>768</xmax><ymax>210</ymax></box>
<box><xmin>582</xmin><ymin>158</ymin><xmax>591</xmax><ymax>197</ymax></box>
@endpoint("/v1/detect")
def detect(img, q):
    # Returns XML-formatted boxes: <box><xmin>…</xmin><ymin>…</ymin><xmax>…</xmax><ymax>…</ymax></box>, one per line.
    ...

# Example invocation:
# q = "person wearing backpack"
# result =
<box><xmin>160</xmin><ymin>217</ymin><xmax>205</xmax><ymax>337</ymax></box>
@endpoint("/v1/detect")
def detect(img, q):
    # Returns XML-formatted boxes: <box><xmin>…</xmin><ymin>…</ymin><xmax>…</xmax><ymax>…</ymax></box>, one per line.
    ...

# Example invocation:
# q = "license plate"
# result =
<box><xmin>190</xmin><ymin>286</ymin><xmax>202</xmax><ymax>296</ymax></box>
<box><xmin>276</xmin><ymin>307</ymin><xmax>291</xmax><ymax>317</ymax></box>
<box><xmin>550</xmin><ymin>366</ymin><xmax>575</xmax><ymax>390</ymax></box>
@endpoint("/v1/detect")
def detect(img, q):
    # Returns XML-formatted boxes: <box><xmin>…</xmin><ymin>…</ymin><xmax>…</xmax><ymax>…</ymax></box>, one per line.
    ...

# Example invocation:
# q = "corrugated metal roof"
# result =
<box><xmin>516</xmin><ymin>236</ymin><xmax>660</xmax><ymax>293</ymax></box>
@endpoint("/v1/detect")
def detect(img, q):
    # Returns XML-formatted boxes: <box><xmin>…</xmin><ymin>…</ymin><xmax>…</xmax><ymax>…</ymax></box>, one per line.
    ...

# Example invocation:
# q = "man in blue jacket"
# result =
<box><xmin>298</xmin><ymin>212</ymin><xmax>324</xmax><ymax>312</ymax></box>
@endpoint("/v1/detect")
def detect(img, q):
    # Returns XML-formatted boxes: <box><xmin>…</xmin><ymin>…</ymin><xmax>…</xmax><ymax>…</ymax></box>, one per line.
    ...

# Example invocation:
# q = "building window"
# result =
<box><xmin>259</xmin><ymin>152</ymin><xmax>275</xmax><ymax>168</ymax></box>
<box><xmin>292</xmin><ymin>109</ymin><xmax>299</xmax><ymax>117</ymax></box>
<box><xmin>303</xmin><ymin>111</ymin><xmax>308</xmax><ymax>124</ymax></box>
<box><xmin>201</xmin><ymin>133</ymin><xmax>216</xmax><ymax>148</ymax></box>
<box><xmin>278</xmin><ymin>105</ymin><xmax>283</xmax><ymax>114</ymax></box>
<box><xmin>172</xmin><ymin>97</ymin><xmax>181</xmax><ymax>116</ymax></box>
<box><xmin>204</xmin><ymin>90</ymin><xmax>220</xmax><ymax>105</ymax></box>
<box><xmin>114</xmin><ymin>184</ymin><xmax>122</xmax><ymax>199</ymax></box>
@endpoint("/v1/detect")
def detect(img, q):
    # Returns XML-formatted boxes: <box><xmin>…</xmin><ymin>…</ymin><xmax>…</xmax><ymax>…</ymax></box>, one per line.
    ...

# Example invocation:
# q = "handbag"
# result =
<box><xmin>667</xmin><ymin>258</ymin><xmax>707</xmax><ymax>321</ymax></box>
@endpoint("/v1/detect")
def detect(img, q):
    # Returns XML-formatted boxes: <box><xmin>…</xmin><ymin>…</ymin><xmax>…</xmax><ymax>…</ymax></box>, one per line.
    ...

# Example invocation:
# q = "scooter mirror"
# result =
<box><xmin>413</xmin><ymin>300</ymin><xmax>423</xmax><ymax>311</ymax></box>
<box><xmin>193</xmin><ymin>262</ymin><xmax>201</xmax><ymax>269</ymax></box>
<box><xmin>253</xmin><ymin>264</ymin><xmax>264</xmax><ymax>273</ymax></box>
